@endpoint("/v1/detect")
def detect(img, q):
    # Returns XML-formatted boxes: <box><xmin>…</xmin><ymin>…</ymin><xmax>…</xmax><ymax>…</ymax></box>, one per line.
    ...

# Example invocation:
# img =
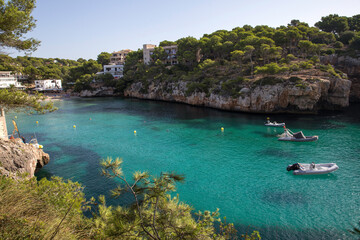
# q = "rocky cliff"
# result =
<box><xmin>78</xmin><ymin>87</ymin><xmax>121</xmax><ymax>97</ymax></box>
<box><xmin>124</xmin><ymin>75</ymin><xmax>351</xmax><ymax>114</ymax></box>
<box><xmin>0</xmin><ymin>138</ymin><xmax>49</xmax><ymax>179</ymax></box>
<box><xmin>321</xmin><ymin>54</ymin><xmax>360</xmax><ymax>102</ymax></box>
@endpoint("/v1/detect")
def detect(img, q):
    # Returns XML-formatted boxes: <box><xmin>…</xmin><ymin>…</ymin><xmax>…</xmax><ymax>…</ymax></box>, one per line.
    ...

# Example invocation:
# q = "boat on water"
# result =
<box><xmin>264</xmin><ymin>121</ymin><xmax>285</xmax><ymax>127</ymax></box>
<box><xmin>278</xmin><ymin>128</ymin><xmax>318</xmax><ymax>142</ymax></box>
<box><xmin>264</xmin><ymin>117</ymin><xmax>285</xmax><ymax>127</ymax></box>
<box><xmin>287</xmin><ymin>163</ymin><xmax>339</xmax><ymax>175</ymax></box>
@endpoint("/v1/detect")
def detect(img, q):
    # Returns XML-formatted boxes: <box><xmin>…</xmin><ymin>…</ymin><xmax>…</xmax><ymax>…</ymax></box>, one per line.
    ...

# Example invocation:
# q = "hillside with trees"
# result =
<box><xmin>122</xmin><ymin>14</ymin><xmax>359</xmax><ymax>113</ymax></box>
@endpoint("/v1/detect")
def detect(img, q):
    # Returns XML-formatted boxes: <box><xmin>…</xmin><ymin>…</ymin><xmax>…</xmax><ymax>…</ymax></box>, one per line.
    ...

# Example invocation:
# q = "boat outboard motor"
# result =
<box><xmin>287</xmin><ymin>163</ymin><xmax>301</xmax><ymax>171</ymax></box>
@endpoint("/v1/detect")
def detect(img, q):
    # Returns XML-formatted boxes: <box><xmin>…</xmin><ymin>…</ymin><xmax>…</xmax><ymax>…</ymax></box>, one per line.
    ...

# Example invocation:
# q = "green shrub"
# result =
<box><xmin>309</xmin><ymin>56</ymin><xmax>320</xmax><ymax>64</ymax></box>
<box><xmin>254</xmin><ymin>62</ymin><xmax>288</xmax><ymax>75</ymax></box>
<box><xmin>0</xmin><ymin>176</ymin><xmax>90</xmax><ymax>239</ymax></box>
<box><xmin>319</xmin><ymin>64</ymin><xmax>341</xmax><ymax>78</ymax></box>
<box><xmin>288</xmin><ymin>76</ymin><xmax>302</xmax><ymax>82</ymax></box>
<box><xmin>295</xmin><ymin>83</ymin><xmax>307</xmax><ymax>89</ymax></box>
<box><xmin>349</xmin><ymin>35</ymin><xmax>360</xmax><ymax>50</ymax></box>
<box><xmin>140</xmin><ymin>79</ymin><xmax>150</xmax><ymax>94</ymax></box>
<box><xmin>333</xmin><ymin>41</ymin><xmax>344</xmax><ymax>49</ymax></box>
<box><xmin>290</xmin><ymin>63</ymin><xmax>300</xmax><ymax>71</ymax></box>
<box><xmin>299</xmin><ymin>61</ymin><xmax>313</xmax><ymax>69</ymax></box>
<box><xmin>221</xmin><ymin>77</ymin><xmax>245</xmax><ymax>97</ymax></box>
<box><xmin>286</xmin><ymin>54</ymin><xmax>297</xmax><ymax>61</ymax></box>
<box><xmin>324</xmin><ymin>48</ymin><xmax>335</xmax><ymax>55</ymax></box>
<box><xmin>186</xmin><ymin>82</ymin><xmax>209</xmax><ymax>96</ymax></box>
<box><xmin>198</xmin><ymin>59</ymin><xmax>216</xmax><ymax>70</ymax></box>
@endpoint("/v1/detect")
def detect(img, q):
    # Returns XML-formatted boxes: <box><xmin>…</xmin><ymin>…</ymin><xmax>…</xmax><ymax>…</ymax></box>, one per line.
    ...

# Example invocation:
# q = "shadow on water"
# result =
<box><xmin>35</xmin><ymin>168</ymin><xmax>53</xmax><ymax>179</ymax></box>
<box><xmin>261</xmin><ymin>190</ymin><xmax>308</xmax><ymax>205</ymax></box>
<box><xmin>35</xmin><ymin>140</ymin><xmax>133</xmax><ymax>207</ymax></box>
<box><xmin>252</xmin><ymin>130</ymin><xmax>279</xmax><ymax>138</ymax></box>
<box><xmin>257</xmin><ymin>148</ymin><xmax>298</xmax><ymax>159</ymax></box>
<box><xmin>288</xmin><ymin>172</ymin><xmax>339</xmax><ymax>181</ymax></box>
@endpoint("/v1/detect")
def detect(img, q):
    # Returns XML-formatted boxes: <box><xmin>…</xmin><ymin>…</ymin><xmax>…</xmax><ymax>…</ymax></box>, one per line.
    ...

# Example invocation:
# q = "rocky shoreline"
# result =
<box><xmin>123</xmin><ymin>75</ymin><xmax>351</xmax><ymax>114</ymax></box>
<box><xmin>0</xmin><ymin>138</ymin><xmax>49</xmax><ymax>179</ymax></box>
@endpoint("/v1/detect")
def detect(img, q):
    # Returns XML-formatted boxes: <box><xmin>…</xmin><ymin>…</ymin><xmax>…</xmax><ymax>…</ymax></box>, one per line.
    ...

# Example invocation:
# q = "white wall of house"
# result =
<box><xmin>34</xmin><ymin>79</ymin><xmax>62</xmax><ymax>91</ymax></box>
<box><xmin>0</xmin><ymin>71</ymin><xmax>23</xmax><ymax>89</ymax></box>
<box><xmin>103</xmin><ymin>64</ymin><xmax>124</xmax><ymax>78</ymax></box>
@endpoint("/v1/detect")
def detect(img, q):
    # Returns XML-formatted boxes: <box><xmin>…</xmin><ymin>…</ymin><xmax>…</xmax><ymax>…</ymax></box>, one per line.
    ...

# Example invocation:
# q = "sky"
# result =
<box><xmin>8</xmin><ymin>0</ymin><xmax>360</xmax><ymax>60</ymax></box>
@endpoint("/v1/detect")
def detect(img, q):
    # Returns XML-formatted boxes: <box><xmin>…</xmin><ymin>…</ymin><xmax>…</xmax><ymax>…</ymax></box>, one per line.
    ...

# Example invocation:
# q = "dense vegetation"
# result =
<box><xmin>0</xmin><ymin>158</ymin><xmax>261</xmax><ymax>239</ymax></box>
<box><xmin>0</xmin><ymin>0</ymin><xmax>39</xmax><ymax>52</ymax></box>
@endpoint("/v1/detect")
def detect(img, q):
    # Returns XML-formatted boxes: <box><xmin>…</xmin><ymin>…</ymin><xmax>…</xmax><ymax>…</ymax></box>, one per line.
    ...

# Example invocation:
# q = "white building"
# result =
<box><xmin>0</xmin><ymin>71</ymin><xmax>24</xmax><ymax>89</ymax></box>
<box><xmin>102</xmin><ymin>64</ymin><xmax>124</xmax><ymax>79</ymax></box>
<box><xmin>34</xmin><ymin>79</ymin><xmax>62</xmax><ymax>91</ymax></box>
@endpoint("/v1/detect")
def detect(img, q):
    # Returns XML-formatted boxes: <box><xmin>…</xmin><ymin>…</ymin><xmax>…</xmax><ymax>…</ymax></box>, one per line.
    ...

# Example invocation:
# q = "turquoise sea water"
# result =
<box><xmin>6</xmin><ymin>98</ymin><xmax>360</xmax><ymax>239</ymax></box>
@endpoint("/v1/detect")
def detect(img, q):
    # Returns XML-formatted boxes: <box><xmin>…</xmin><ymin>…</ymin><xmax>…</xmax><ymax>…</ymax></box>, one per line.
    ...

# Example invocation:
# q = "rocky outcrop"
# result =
<box><xmin>0</xmin><ymin>138</ymin><xmax>50</xmax><ymax>179</ymax></box>
<box><xmin>321</xmin><ymin>54</ymin><xmax>360</xmax><ymax>102</ymax></box>
<box><xmin>124</xmin><ymin>76</ymin><xmax>351</xmax><ymax>114</ymax></box>
<box><xmin>79</xmin><ymin>87</ymin><xmax>119</xmax><ymax>97</ymax></box>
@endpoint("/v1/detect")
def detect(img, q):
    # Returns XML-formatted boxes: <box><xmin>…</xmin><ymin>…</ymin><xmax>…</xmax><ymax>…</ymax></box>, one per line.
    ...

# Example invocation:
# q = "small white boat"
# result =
<box><xmin>278</xmin><ymin>128</ymin><xmax>318</xmax><ymax>142</ymax></box>
<box><xmin>264</xmin><ymin>121</ymin><xmax>285</xmax><ymax>127</ymax></box>
<box><xmin>287</xmin><ymin>163</ymin><xmax>339</xmax><ymax>175</ymax></box>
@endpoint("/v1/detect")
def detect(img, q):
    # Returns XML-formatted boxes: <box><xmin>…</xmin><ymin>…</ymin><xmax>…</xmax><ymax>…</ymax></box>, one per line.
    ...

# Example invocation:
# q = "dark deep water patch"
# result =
<box><xmin>261</xmin><ymin>191</ymin><xmax>308</xmax><ymax>205</ymax></box>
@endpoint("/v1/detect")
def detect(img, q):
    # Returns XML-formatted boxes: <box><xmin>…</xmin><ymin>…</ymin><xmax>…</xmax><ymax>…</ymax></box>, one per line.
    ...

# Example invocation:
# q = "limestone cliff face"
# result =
<box><xmin>321</xmin><ymin>55</ymin><xmax>360</xmax><ymax>102</ymax></box>
<box><xmin>0</xmin><ymin>138</ymin><xmax>49</xmax><ymax>179</ymax></box>
<box><xmin>79</xmin><ymin>87</ymin><xmax>120</xmax><ymax>97</ymax></box>
<box><xmin>124</xmin><ymin>76</ymin><xmax>351</xmax><ymax>113</ymax></box>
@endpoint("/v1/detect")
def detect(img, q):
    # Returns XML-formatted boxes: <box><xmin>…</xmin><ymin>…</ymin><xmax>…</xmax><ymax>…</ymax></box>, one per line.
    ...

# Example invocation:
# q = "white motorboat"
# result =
<box><xmin>287</xmin><ymin>163</ymin><xmax>339</xmax><ymax>175</ymax></box>
<box><xmin>264</xmin><ymin>121</ymin><xmax>285</xmax><ymax>127</ymax></box>
<box><xmin>278</xmin><ymin>128</ymin><xmax>318</xmax><ymax>142</ymax></box>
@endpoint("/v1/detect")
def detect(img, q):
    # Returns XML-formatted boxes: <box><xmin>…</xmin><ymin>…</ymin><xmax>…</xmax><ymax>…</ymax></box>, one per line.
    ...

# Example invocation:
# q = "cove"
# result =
<box><xmin>7</xmin><ymin>97</ymin><xmax>360</xmax><ymax>240</ymax></box>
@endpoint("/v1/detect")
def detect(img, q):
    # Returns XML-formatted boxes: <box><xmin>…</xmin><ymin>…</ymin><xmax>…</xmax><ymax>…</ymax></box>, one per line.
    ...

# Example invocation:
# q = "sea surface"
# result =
<box><xmin>6</xmin><ymin>97</ymin><xmax>360</xmax><ymax>239</ymax></box>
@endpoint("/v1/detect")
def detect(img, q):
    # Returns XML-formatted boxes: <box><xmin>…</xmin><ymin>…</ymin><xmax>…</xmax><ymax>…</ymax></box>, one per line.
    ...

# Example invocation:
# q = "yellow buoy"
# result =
<box><xmin>14</xmin><ymin>116</ymin><xmax>17</xmax><ymax>119</ymax></box>
<box><xmin>221</xmin><ymin>127</ymin><xmax>224</xmax><ymax>132</ymax></box>
<box><xmin>134</xmin><ymin>130</ymin><xmax>137</xmax><ymax>135</ymax></box>
<box><xmin>73</xmin><ymin>125</ymin><xmax>76</xmax><ymax>128</ymax></box>
<box><xmin>36</xmin><ymin>121</ymin><xmax>39</xmax><ymax>124</ymax></box>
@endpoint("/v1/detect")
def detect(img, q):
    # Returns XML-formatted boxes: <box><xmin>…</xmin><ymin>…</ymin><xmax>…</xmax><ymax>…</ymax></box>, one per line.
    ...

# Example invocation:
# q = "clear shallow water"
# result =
<box><xmin>6</xmin><ymin>98</ymin><xmax>360</xmax><ymax>239</ymax></box>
